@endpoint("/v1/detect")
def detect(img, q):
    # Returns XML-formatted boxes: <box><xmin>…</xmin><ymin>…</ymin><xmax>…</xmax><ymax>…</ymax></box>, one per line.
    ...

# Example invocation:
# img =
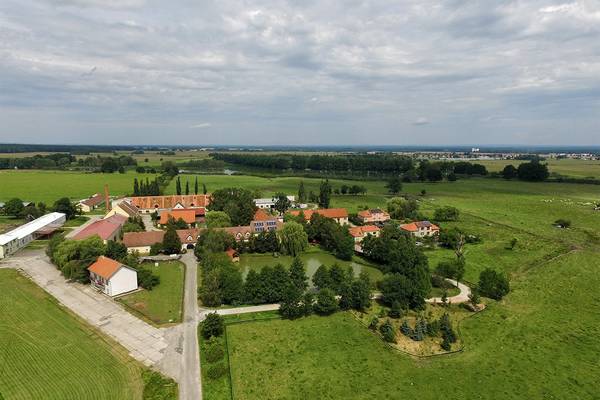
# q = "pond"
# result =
<box><xmin>239</xmin><ymin>248</ymin><xmax>384</xmax><ymax>286</ymax></box>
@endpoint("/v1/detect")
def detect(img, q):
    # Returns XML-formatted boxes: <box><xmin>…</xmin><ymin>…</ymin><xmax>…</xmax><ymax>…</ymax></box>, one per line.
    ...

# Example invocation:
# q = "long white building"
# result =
<box><xmin>0</xmin><ymin>212</ymin><xmax>66</xmax><ymax>259</ymax></box>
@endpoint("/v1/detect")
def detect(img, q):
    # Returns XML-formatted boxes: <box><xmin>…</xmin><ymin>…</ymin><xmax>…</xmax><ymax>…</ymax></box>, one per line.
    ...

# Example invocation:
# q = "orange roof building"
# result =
<box><xmin>130</xmin><ymin>195</ymin><xmax>210</xmax><ymax>212</ymax></box>
<box><xmin>289</xmin><ymin>208</ymin><xmax>349</xmax><ymax>225</ymax></box>
<box><xmin>400</xmin><ymin>221</ymin><xmax>440</xmax><ymax>238</ymax></box>
<box><xmin>159</xmin><ymin>209</ymin><xmax>197</xmax><ymax>226</ymax></box>
<box><xmin>357</xmin><ymin>208</ymin><xmax>390</xmax><ymax>223</ymax></box>
<box><xmin>88</xmin><ymin>256</ymin><xmax>138</xmax><ymax>297</ymax></box>
<box><xmin>349</xmin><ymin>225</ymin><xmax>381</xmax><ymax>241</ymax></box>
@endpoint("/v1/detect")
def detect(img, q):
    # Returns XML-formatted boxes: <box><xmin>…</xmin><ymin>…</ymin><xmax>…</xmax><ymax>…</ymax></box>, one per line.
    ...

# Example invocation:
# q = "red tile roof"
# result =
<box><xmin>88</xmin><ymin>256</ymin><xmax>125</xmax><ymax>279</ymax></box>
<box><xmin>400</xmin><ymin>221</ymin><xmax>439</xmax><ymax>232</ymax></box>
<box><xmin>253</xmin><ymin>209</ymin><xmax>274</xmax><ymax>221</ymax></box>
<box><xmin>81</xmin><ymin>193</ymin><xmax>104</xmax><ymax>207</ymax></box>
<box><xmin>349</xmin><ymin>225</ymin><xmax>380</xmax><ymax>237</ymax></box>
<box><xmin>130</xmin><ymin>195</ymin><xmax>210</xmax><ymax>210</ymax></box>
<box><xmin>73</xmin><ymin>215</ymin><xmax>126</xmax><ymax>241</ymax></box>
<box><xmin>159</xmin><ymin>209</ymin><xmax>197</xmax><ymax>224</ymax></box>
<box><xmin>123</xmin><ymin>231</ymin><xmax>165</xmax><ymax>248</ymax></box>
<box><xmin>290</xmin><ymin>208</ymin><xmax>348</xmax><ymax>220</ymax></box>
<box><xmin>177</xmin><ymin>228</ymin><xmax>200</xmax><ymax>244</ymax></box>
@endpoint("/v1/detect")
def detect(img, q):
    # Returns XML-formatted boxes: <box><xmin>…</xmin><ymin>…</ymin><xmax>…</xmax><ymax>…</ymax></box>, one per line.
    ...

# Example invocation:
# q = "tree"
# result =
<box><xmin>289</xmin><ymin>256</ymin><xmax>308</xmax><ymax>292</ymax></box>
<box><xmin>279</xmin><ymin>284</ymin><xmax>304</xmax><ymax>319</ymax></box>
<box><xmin>313</xmin><ymin>265</ymin><xmax>332</xmax><ymax>290</ymax></box>
<box><xmin>386</xmin><ymin>197</ymin><xmax>419</xmax><ymax>220</ymax></box>
<box><xmin>501</xmin><ymin>164</ymin><xmax>518</xmax><ymax>180</ymax></box>
<box><xmin>137</xmin><ymin>268</ymin><xmax>160</xmax><ymax>290</ymax></box>
<box><xmin>273</xmin><ymin>193</ymin><xmax>292</xmax><ymax>214</ymax></box>
<box><xmin>318</xmin><ymin>179</ymin><xmax>332</xmax><ymax>208</ymax></box>
<box><xmin>243</xmin><ymin>270</ymin><xmax>265</xmax><ymax>304</ymax></box>
<box><xmin>185</xmin><ymin>180</ymin><xmax>190</xmax><ymax>195</ymax></box>
<box><xmin>517</xmin><ymin>161</ymin><xmax>549</xmax><ymax>181</ymax></box>
<box><xmin>379</xmin><ymin>319</ymin><xmax>396</xmax><ymax>343</ymax></box>
<box><xmin>162</xmin><ymin>225</ymin><xmax>182</xmax><ymax>255</ymax></box>
<box><xmin>101</xmin><ymin>158</ymin><xmax>119</xmax><ymax>173</ymax></box>
<box><xmin>176</xmin><ymin>177</ymin><xmax>182</xmax><ymax>195</ymax></box>
<box><xmin>133</xmin><ymin>178</ymin><xmax>140</xmax><ymax>196</ymax></box>
<box><xmin>379</xmin><ymin>273</ymin><xmax>426</xmax><ymax>310</ymax></box>
<box><xmin>435</xmin><ymin>259</ymin><xmax>465</xmax><ymax>283</ymax></box>
<box><xmin>279</xmin><ymin>221</ymin><xmax>308</xmax><ymax>256</ymax></box>
<box><xmin>388</xmin><ymin>301</ymin><xmax>403</xmax><ymax>318</ymax></box>
<box><xmin>203</xmin><ymin>183</ymin><xmax>207</xmax><ymax>195</ymax></box>
<box><xmin>199</xmin><ymin>270</ymin><xmax>222</xmax><ymax>307</ymax></box>
<box><xmin>313</xmin><ymin>288</ymin><xmax>338</xmax><ymax>315</ymax></box>
<box><xmin>297</xmin><ymin>181</ymin><xmax>306</xmax><ymax>203</ymax></box>
<box><xmin>209</xmin><ymin>188</ymin><xmax>256</xmax><ymax>226</ymax></box>
<box><xmin>478</xmin><ymin>268</ymin><xmax>510</xmax><ymax>300</ymax></box>
<box><xmin>201</xmin><ymin>313</ymin><xmax>224</xmax><ymax>339</ymax></box>
<box><xmin>194</xmin><ymin>176</ymin><xmax>199</xmax><ymax>195</ymax></box>
<box><xmin>434</xmin><ymin>206</ymin><xmax>460</xmax><ymax>221</ymax></box>
<box><xmin>53</xmin><ymin>197</ymin><xmax>78</xmax><ymax>220</ymax></box>
<box><xmin>195</xmin><ymin>229</ymin><xmax>235</xmax><ymax>255</ymax></box>
<box><xmin>219</xmin><ymin>265</ymin><xmax>244</xmax><ymax>305</ymax></box>
<box><xmin>386</xmin><ymin>176</ymin><xmax>403</xmax><ymax>194</ymax></box>
<box><xmin>349</xmin><ymin>273</ymin><xmax>371</xmax><ymax>311</ymax></box>
<box><xmin>4</xmin><ymin>198</ymin><xmax>24</xmax><ymax>218</ymax></box>
<box><xmin>118</xmin><ymin>166</ymin><xmax>125</xmax><ymax>174</ymax></box>
<box><xmin>106</xmin><ymin>240</ymin><xmax>127</xmax><ymax>262</ymax></box>
<box><xmin>468</xmin><ymin>287</ymin><xmax>481</xmax><ymax>306</ymax></box>
<box><xmin>205</xmin><ymin>211</ymin><xmax>232</xmax><ymax>228</ymax></box>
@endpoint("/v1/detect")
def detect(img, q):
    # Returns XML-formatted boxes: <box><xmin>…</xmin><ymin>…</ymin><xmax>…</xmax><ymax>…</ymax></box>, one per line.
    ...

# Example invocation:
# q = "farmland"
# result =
<box><xmin>477</xmin><ymin>158</ymin><xmax>600</xmax><ymax>179</ymax></box>
<box><xmin>0</xmin><ymin>269</ymin><xmax>144</xmax><ymax>400</ymax></box>
<box><xmin>0</xmin><ymin>170</ymin><xmax>157</xmax><ymax>204</ymax></box>
<box><xmin>119</xmin><ymin>261</ymin><xmax>185</xmax><ymax>325</ymax></box>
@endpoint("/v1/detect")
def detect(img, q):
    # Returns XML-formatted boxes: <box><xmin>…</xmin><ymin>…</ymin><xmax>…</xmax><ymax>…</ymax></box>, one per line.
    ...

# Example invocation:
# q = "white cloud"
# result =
<box><xmin>412</xmin><ymin>118</ymin><xmax>429</xmax><ymax>126</ymax></box>
<box><xmin>190</xmin><ymin>123</ymin><xmax>212</xmax><ymax>129</ymax></box>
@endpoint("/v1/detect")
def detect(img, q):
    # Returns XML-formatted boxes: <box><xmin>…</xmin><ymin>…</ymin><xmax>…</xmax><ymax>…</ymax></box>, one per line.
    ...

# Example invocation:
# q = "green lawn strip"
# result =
<box><xmin>0</xmin><ymin>269</ymin><xmax>143</xmax><ymax>400</ymax></box>
<box><xmin>141</xmin><ymin>370</ymin><xmax>178</xmax><ymax>400</ymax></box>
<box><xmin>63</xmin><ymin>215</ymin><xmax>90</xmax><ymax>227</ymax></box>
<box><xmin>118</xmin><ymin>261</ymin><xmax>185</xmax><ymax>325</ymax></box>
<box><xmin>199</xmin><ymin>329</ymin><xmax>232</xmax><ymax>400</ymax></box>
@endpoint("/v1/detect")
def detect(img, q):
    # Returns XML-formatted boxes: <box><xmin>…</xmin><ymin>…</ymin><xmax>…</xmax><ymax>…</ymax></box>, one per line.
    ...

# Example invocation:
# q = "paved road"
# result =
<box><xmin>0</xmin><ymin>250</ymin><xmax>173</xmax><ymax>373</ymax></box>
<box><xmin>178</xmin><ymin>252</ymin><xmax>202</xmax><ymax>400</ymax></box>
<box><xmin>426</xmin><ymin>279</ymin><xmax>471</xmax><ymax>304</ymax></box>
<box><xmin>141</xmin><ymin>213</ymin><xmax>162</xmax><ymax>232</ymax></box>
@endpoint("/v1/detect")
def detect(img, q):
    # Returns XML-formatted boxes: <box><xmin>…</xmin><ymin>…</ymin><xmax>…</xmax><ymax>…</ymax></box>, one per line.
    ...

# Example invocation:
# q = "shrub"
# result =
<box><xmin>368</xmin><ymin>316</ymin><xmax>379</xmax><ymax>331</ymax></box>
<box><xmin>388</xmin><ymin>301</ymin><xmax>404</xmax><ymax>319</ymax></box>
<box><xmin>205</xmin><ymin>345</ymin><xmax>225</xmax><ymax>363</ymax></box>
<box><xmin>201</xmin><ymin>313</ymin><xmax>224</xmax><ymax>339</ymax></box>
<box><xmin>478</xmin><ymin>268</ymin><xmax>510</xmax><ymax>300</ymax></box>
<box><xmin>554</xmin><ymin>219</ymin><xmax>571</xmax><ymax>228</ymax></box>
<box><xmin>137</xmin><ymin>268</ymin><xmax>160</xmax><ymax>290</ymax></box>
<box><xmin>207</xmin><ymin>364</ymin><xmax>227</xmax><ymax>380</ymax></box>
<box><xmin>313</xmin><ymin>288</ymin><xmax>338</xmax><ymax>315</ymax></box>
<box><xmin>434</xmin><ymin>206</ymin><xmax>460</xmax><ymax>221</ymax></box>
<box><xmin>379</xmin><ymin>319</ymin><xmax>396</xmax><ymax>343</ymax></box>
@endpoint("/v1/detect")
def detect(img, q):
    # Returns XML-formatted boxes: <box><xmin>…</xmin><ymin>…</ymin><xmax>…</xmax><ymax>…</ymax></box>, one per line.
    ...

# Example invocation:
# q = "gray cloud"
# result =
<box><xmin>0</xmin><ymin>0</ymin><xmax>599</xmax><ymax>145</ymax></box>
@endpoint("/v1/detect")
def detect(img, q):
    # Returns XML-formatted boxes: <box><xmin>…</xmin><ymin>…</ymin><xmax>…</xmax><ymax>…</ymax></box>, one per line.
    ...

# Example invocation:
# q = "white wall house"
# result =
<box><xmin>0</xmin><ymin>212</ymin><xmax>66</xmax><ymax>259</ymax></box>
<box><xmin>88</xmin><ymin>256</ymin><xmax>138</xmax><ymax>297</ymax></box>
<box><xmin>254</xmin><ymin>196</ymin><xmax>296</xmax><ymax>209</ymax></box>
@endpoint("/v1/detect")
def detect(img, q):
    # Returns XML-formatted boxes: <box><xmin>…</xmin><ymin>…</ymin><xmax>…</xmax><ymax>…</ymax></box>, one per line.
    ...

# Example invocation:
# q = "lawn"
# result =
<box><xmin>119</xmin><ymin>261</ymin><xmax>185</xmax><ymax>325</ymax></box>
<box><xmin>239</xmin><ymin>246</ymin><xmax>384</xmax><ymax>286</ymax></box>
<box><xmin>0</xmin><ymin>269</ymin><xmax>145</xmax><ymax>399</ymax></box>
<box><xmin>0</xmin><ymin>170</ymin><xmax>158</xmax><ymax>204</ymax></box>
<box><xmin>227</xmin><ymin>249</ymin><xmax>600</xmax><ymax>400</ymax></box>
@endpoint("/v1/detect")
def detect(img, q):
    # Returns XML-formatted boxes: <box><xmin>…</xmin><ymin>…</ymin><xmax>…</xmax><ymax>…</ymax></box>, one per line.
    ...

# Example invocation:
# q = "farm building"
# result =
<box><xmin>88</xmin><ymin>256</ymin><xmax>138</xmax><ymax>297</ymax></box>
<box><xmin>128</xmin><ymin>194</ymin><xmax>210</xmax><ymax>213</ymax></box>
<box><xmin>78</xmin><ymin>194</ymin><xmax>104</xmax><ymax>213</ymax></box>
<box><xmin>158</xmin><ymin>209</ymin><xmax>198</xmax><ymax>227</ymax></box>
<box><xmin>289</xmin><ymin>208</ymin><xmax>349</xmax><ymax>225</ymax></box>
<box><xmin>400</xmin><ymin>221</ymin><xmax>440</xmax><ymax>238</ymax></box>
<box><xmin>254</xmin><ymin>195</ymin><xmax>295</xmax><ymax>209</ymax></box>
<box><xmin>0</xmin><ymin>212</ymin><xmax>66</xmax><ymax>259</ymax></box>
<box><xmin>104</xmin><ymin>201</ymin><xmax>139</xmax><ymax>219</ymax></box>
<box><xmin>357</xmin><ymin>208</ymin><xmax>390</xmax><ymax>224</ymax></box>
<box><xmin>73</xmin><ymin>214</ymin><xmax>127</xmax><ymax>243</ymax></box>
<box><xmin>122</xmin><ymin>231</ymin><xmax>165</xmax><ymax>254</ymax></box>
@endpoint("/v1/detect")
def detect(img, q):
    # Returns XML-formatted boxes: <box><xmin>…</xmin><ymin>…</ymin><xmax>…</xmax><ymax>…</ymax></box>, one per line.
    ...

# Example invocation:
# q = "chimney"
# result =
<box><xmin>104</xmin><ymin>184</ymin><xmax>111</xmax><ymax>211</ymax></box>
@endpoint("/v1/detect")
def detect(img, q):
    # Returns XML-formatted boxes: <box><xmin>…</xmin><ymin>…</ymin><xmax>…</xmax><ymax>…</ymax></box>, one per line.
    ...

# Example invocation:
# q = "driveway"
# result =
<box><xmin>199</xmin><ymin>304</ymin><xmax>280</xmax><ymax>320</ymax></box>
<box><xmin>426</xmin><ymin>279</ymin><xmax>471</xmax><ymax>304</ymax></box>
<box><xmin>0</xmin><ymin>250</ymin><xmax>176</xmax><ymax>379</ymax></box>
<box><xmin>141</xmin><ymin>213</ymin><xmax>162</xmax><ymax>231</ymax></box>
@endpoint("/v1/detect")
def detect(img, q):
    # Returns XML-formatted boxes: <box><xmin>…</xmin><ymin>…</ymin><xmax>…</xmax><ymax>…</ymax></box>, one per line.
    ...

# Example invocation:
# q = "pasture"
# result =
<box><xmin>0</xmin><ymin>170</ymin><xmax>157</xmax><ymax>204</ymax></box>
<box><xmin>477</xmin><ymin>158</ymin><xmax>600</xmax><ymax>179</ymax></box>
<box><xmin>119</xmin><ymin>261</ymin><xmax>185</xmax><ymax>325</ymax></box>
<box><xmin>0</xmin><ymin>269</ymin><xmax>144</xmax><ymax>400</ymax></box>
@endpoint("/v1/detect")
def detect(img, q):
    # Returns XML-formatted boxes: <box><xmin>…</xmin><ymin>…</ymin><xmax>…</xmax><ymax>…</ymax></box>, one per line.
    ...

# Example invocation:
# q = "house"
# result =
<box><xmin>177</xmin><ymin>228</ymin><xmax>201</xmax><ymax>249</ymax></box>
<box><xmin>73</xmin><ymin>214</ymin><xmax>127</xmax><ymax>243</ymax></box>
<box><xmin>400</xmin><ymin>221</ymin><xmax>440</xmax><ymax>238</ymax></box>
<box><xmin>222</xmin><ymin>226</ymin><xmax>253</xmax><ymax>242</ymax></box>
<box><xmin>250</xmin><ymin>209</ymin><xmax>282</xmax><ymax>233</ymax></box>
<box><xmin>349</xmin><ymin>225</ymin><xmax>381</xmax><ymax>253</ymax></box>
<box><xmin>129</xmin><ymin>195</ymin><xmax>210</xmax><ymax>213</ymax></box>
<box><xmin>225</xmin><ymin>248</ymin><xmax>240</xmax><ymax>262</ymax></box>
<box><xmin>123</xmin><ymin>231</ymin><xmax>165</xmax><ymax>254</ymax></box>
<box><xmin>88</xmin><ymin>256</ymin><xmax>138</xmax><ymax>297</ymax></box>
<box><xmin>254</xmin><ymin>195</ymin><xmax>295</xmax><ymax>210</ymax></box>
<box><xmin>158</xmin><ymin>209</ymin><xmax>198</xmax><ymax>227</ymax></box>
<box><xmin>78</xmin><ymin>194</ymin><xmax>104</xmax><ymax>213</ymax></box>
<box><xmin>289</xmin><ymin>208</ymin><xmax>349</xmax><ymax>225</ymax></box>
<box><xmin>357</xmin><ymin>208</ymin><xmax>390</xmax><ymax>224</ymax></box>
<box><xmin>104</xmin><ymin>201</ymin><xmax>139</xmax><ymax>220</ymax></box>
<box><xmin>0</xmin><ymin>213</ymin><xmax>66</xmax><ymax>259</ymax></box>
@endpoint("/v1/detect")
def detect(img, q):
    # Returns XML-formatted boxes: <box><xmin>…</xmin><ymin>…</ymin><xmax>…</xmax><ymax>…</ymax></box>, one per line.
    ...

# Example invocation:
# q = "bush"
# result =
<box><xmin>554</xmin><ymin>219</ymin><xmax>571</xmax><ymax>228</ymax></box>
<box><xmin>201</xmin><ymin>313</ymin><xmax>224</xmax><ymax>339</ymax></box>
<box><xmin>205</xmin><ymin>345</ymin><xmax>225</xmax><ymax>363</ymax></box>
<box><xmin>379</xmin><ymin>319</ymin><xmax>396</xmax><ymax>343</ymax></box>
<box><xmin>313</xmin><ymin>288</ymin><xmax>338</xmax><ymax>315</ymax></box>
<box><xmin>433</xmin><ymin>206</ymin><xmax>460</xmax><ymax>221</ymax></box>
<box><xmin>388</xmin><ymin>301</ymin><xmax>404</xmax><ymax>318</ymax></box>
<box><xmin>137</xmin><ymin>268</ymin><xmax>160</xmax><ymax>290</ymax></box>
<box><xmin>478</xmin><ymin>268</ymin><xmax>510</xmax><ymax>300</ymax></box>
<box><xmin>207</xmin><ymin>364</ymin><xmax>227</xmax><ymax>380</ymax></box>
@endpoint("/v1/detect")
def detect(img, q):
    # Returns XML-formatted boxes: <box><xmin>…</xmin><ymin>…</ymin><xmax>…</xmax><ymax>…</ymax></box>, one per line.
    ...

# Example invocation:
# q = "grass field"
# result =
<box><xmin>0</xmin><ymin>170</ymin><xmax>158</xmax><ymax>204</ymax></box>
<box><xmin>0</xmin><ymin>269</ymin><xmax>144</xmax><ymax>399</ymax></box>
<box><xmin>239</xmin><ymin>247</ymin><xmax>384</xmax><ymax>285</ymax></box>
<box><xmin>477</xmin><ymin>158</ymin><xmax>600</xmax><ymax>179</ymax></box>
<box><xmin>119</xmin><ymin>261</ymin><xmax>185</xmax><ymax>325</ymax></box>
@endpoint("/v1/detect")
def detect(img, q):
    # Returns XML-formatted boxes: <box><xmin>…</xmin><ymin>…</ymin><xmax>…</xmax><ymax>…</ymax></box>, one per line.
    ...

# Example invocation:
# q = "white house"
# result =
<box><xmin>254</xmin><ymin>195</ymin><xmax>296</xmax><ymax>209</ymax></box>
<box><xmin>0</xmin><ymin>212</ymin><xmax>66</xmax><ymax>259</ymax></box>
<box><xmin>88</xmin><ymin>256</ymin><xmax>138</xmax><ymax>297</ymax></box>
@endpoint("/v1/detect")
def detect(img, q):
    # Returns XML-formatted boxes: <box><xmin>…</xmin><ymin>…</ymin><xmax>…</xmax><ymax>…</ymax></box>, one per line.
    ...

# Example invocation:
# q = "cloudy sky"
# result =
<box><xmin>1</xmin><ymin>0</ymin><xmax>599</xmax><ymax>146</ymax></box>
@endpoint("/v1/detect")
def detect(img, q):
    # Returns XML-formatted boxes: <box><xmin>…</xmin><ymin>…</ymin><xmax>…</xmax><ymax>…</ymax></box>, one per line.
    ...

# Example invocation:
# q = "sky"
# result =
<box><xmin>1</xmin><ymin>0</ymin><xmax>599</xmax><ymax>146</ymax></box>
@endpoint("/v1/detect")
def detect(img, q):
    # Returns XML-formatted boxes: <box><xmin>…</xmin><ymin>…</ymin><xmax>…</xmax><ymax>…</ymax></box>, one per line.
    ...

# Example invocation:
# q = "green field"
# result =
<box><xmin>477</xmin><ymin>158</ymin><xmax>600</xmax><ymax>179</ymax></box>
<box><xmin>0</xmin><ymin>269</ymin><xmax>144</xmax><ymax>399</ymax></box>
<box><xmin>239</xmin><ymin>247</ymin><xmax>383</xmax><ymax>285</ymax></box>
<box><xmin>0</xmin><ymin>170</ymin><xmax>158</xmax><ymax>204</ymax></box>
<box><xmin>119</xmin><ymin>261</ymin><xmax>185</xmax><ymax>325</ymax></box>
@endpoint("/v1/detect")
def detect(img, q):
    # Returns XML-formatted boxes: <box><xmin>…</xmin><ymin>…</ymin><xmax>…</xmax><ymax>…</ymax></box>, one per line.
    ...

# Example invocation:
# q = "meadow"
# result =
<box><xmin>119</xmin><ymin>261</ymin><xmax>185</xmax><ymax>325</ymax></box>
<box><xmin>477</xmin><ymin>158</ymin><xmax>600</xmax><ymax>179</ymax></box>
<box><xmin>0</xmin><ymin>269</ymin><xmax>144</xmax><ymax>399</ymax></box>
<box><xmin>0</xmin><ymin>170</ymin><xmax>157</xmax><ymax>204</ymax></box>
